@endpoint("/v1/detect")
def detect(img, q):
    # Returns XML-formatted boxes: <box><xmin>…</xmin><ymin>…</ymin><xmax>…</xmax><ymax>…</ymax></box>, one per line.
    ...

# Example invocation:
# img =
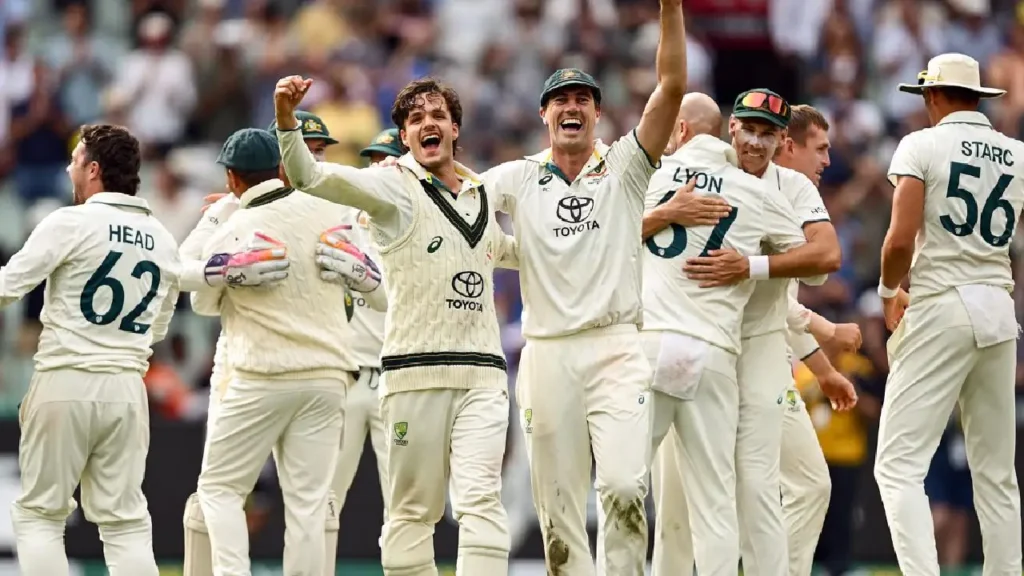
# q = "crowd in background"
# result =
<box><xmin>0</xmin><ymin>0</ymin><xmax>1022</xmax><ymax>571</ymax></box>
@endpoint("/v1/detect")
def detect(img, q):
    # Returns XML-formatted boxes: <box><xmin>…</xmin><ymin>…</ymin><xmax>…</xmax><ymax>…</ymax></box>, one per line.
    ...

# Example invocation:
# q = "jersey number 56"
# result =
<box><xmin>79</xmin><ymin>250</ymin><xmax>162</xmax><ymax>335</ymax></box>
<box><xmin>941</xmin><ymin>162</ymin><xmax>1016</xmax><ymax>248</ymax></box>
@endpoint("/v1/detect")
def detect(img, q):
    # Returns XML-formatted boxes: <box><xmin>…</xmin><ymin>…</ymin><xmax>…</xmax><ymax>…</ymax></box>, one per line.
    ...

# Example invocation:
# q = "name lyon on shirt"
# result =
<box><xmin>671</xmin><ymin>168</ymin><xmax>724</xmax><ymax>194</ymax></box>
<box><xmin>109</xmin><ymin>224</ymin><xmax>156</xmax><ymax>250</ymax></box>
<box><xmin>553</xmin><ymin>195</ymin><xmax>600</xmax><ymax>237</ymax></box>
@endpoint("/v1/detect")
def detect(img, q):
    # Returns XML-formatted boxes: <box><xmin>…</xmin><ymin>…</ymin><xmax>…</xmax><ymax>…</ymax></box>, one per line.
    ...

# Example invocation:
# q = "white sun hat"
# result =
<box><xmin>898</xmin><ymin>52</ymin><xmax>1005</xmax><ymax>98</ymax></box>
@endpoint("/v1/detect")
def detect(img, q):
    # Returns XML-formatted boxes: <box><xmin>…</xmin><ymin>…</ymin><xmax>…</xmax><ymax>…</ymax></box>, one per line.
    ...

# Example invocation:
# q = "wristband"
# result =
<box><xmin>877</xmin><ymin>283</ymin><xmax>899</xmax><ymax>299</ymax></box>
<box><xmin>748</xmin><ymin>255</ymin><xmax>770</xmax><ymax>280</ymax></box>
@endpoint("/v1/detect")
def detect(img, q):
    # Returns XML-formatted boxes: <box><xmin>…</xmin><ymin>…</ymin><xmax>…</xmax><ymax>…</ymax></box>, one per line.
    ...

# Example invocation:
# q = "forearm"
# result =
<box><xmin>880</xmin><ymin>238</ymin><xmax>913</xmax><ymax>290</ymax></box>
<box><xmin>802</xmin><ymin>349</ymin><xmax>836</xmax><ymax>377</ymax></box>
<box><xmin>178</xmin><ymin>259</ymin><xmax>214</xmax><ymax>293</ymax></box>
<box><xmin>279</xmin><ymin>129</ymin><xmax>391</xmax><ymax>215</ymax></box>
<box><xmin>642</xmin><ymin>207</ymin><xmax>673</xmax><ymax>240</ymax></box>
<box><xmin>766</xmin><ymin>241</ymin><xmax>839</xmax><ymax>281</ymax></box>
<box><xmin>655</xmin><ymin>2</ymin><xmax>687</xmax><ymax>94</ymax></box>
<box><xmin>151</xmin><ymin>287</ymin><xmax>179</xmax><ymax>344</ymax></box>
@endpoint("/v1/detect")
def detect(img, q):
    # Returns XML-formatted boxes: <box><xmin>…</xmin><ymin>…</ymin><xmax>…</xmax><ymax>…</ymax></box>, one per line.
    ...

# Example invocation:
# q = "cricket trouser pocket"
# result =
<box><xmin>651</xmin><ymin>330</ymin><xmax>709</xmax><ymax>401</ymax></box>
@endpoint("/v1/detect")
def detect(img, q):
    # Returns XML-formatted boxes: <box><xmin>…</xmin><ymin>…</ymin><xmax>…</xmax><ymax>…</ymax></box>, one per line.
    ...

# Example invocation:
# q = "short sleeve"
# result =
<box><xmin>888</xmin><ymin>132</ymin><xmax>929</xmax><ymax>187</ymax></box>
<box><xmin>786</xmin><ymin>171</ymin><xmax>830</xmax><ymax>225</ymax></box>
<box><xmin>761</xmin><ymin>185</ymin><xmax>808</xmax><ymax>252</ymax></box>
<box><xmin>606</xmin><ymin>129</ymin><xmax>661</xmax><ymax>201</ymax></box>
<box><xmin>480</xmin><ymin>161</ymin><xmax>526</xmax><ymax>215</ymax></box>
<box><xmin>644</xmin><ymin>160</ymin><xmax>683</xmax><ymax>211</ymax></box>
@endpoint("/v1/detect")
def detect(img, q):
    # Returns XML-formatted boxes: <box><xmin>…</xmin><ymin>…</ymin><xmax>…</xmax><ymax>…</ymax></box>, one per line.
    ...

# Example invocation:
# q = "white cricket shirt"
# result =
<box><xmin>642</xmin><ymin>135</ymin><xmax>811</xmax><ymax>354</ymax></box>
<box><xmin>481</xmin><ymin>129</ymin><xmax>658</xmax><ymax>339</ymax></box>
<box><xmin>195</xmin><ymin>179</ymin><xmax>359</xmax><ymax>380</ymax></box>
<box><xmin>345</xmin><ymin>209</ymin><xmax>385</xmax><ymax>369</ymax></box>
<box><xmin>0</xmin><ymin>193</ymin><xmax>181</xmax><ymax>374</ymax></box>
<box><xmin>888</xmin><ymin>110</ymin><xmax>1024</xmax><ymax>298</ymax></box>
<box><xmin>279</xmin><ymin>129</ymin><xmax>518</xmax><ymax>394</ymax></box>
<box><xmin>741</xmin><ymin>163</ymin><xmax>831</xmax><ymax>339</ymax></box>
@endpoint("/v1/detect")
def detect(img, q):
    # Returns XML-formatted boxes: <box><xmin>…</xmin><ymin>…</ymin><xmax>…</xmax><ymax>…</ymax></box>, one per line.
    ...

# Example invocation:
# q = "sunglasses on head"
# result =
<box><xmin>740</xmin><ymin>91</ymin><xmax>788</xmax><ymax>116</ymax></box>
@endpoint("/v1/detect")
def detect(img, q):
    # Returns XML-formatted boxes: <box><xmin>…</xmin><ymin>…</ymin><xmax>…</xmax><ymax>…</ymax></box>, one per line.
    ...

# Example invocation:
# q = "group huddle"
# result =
<box><xmin>2</xmin><ymin>0</ymin><xmax>1023</xmax><ymax>574</ymax></box>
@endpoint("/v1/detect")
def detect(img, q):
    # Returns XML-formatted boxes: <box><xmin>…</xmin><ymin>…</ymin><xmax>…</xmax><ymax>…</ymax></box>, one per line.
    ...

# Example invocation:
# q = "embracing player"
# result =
<box><xmin>4</xmin><ymin>125</ymin><xmax>179</xmax><ymax>576</ymax></box>
<box><xmin>875</xmin><ymin>53</ymin><xmax>1022</xmax><ymax>575</ymax></box>
<box><xmin>276</xmin><ymin>76</ymin><xmax>518</xmax><ymax>575</ymax></box>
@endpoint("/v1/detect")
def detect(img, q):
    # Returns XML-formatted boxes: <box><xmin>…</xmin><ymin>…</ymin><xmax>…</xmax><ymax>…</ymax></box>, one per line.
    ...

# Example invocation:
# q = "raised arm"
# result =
<box><xmin>634</xmin><ymin>0</ymin><xmax>687</xmax><ymax>158</ymax></box>
<box><xmin>0</xmin><ymin>211</ymin><xmax>76</xmax><ymax>308</ymax></box>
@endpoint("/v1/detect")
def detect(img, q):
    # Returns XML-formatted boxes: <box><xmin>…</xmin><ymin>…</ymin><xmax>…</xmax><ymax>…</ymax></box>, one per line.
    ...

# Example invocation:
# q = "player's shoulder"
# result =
<box><xmin>773</xmin><ymin>164</ymin><xmax>816</xmax><ymax>190</ymax></box>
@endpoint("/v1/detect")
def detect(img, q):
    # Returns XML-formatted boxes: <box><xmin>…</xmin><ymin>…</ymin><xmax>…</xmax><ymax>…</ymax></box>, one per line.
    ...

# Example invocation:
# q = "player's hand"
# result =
<box><xmin>661</xmin><ymin>179</ymin><xmax>732</xmax><ymax>227</ymax></box>
<box><xmin>822</xmin><ymin>322</ymin><xmax>862</xmax><ymax>357</ymax></box>
<box><xmin>816</xmin><ymin>369</ymin><xmax>858</xmax><ymax>412</ymax></box>
<box><xmin>274</xmin><ymin>75</ymin><xmax>312</xmax><ymax>129</ymax></box>
<box><xmin>882</xmin><ymin>288</ymin><xmax>911</xmax><ymax>331</ymax></box>
<box><xmin>683</xmin><ymin>248</ymin><xmax>748</xmax><ymax>287</ymax></box>
<box><xmin>201</xmin><ymin>192</ymin><xmax>229</xmax><ymax>213</ymax></box>
<box><xmin>316</xmin><ymin>225</ymin><xmax>382</xmax><ymax>292</ymax></box>
<box><xmin>373</xmin><ymin>156</ymin><xmax>399</xmax><ymax>168</ymax></box>
<box><xmin>205</xmin><ymin>232</ymin><xmax>289</xmax><ymax>288</ymax></box>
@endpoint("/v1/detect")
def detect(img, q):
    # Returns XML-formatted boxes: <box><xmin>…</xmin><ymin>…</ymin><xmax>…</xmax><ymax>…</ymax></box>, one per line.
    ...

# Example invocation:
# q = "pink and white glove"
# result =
<box><xmin>205</xmin><ymin>231</ymin><xmax>290</xmax><ymax>288</ymax></box>
<box><xmin>316</xmin><ymin>225</ymin><xmax>382</xmax><ymax>293</ymax></box>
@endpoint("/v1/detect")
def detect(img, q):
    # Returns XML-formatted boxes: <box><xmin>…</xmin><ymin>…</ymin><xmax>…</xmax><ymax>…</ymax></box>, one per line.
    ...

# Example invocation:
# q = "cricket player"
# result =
<box><xmin>362</xmin><ymin>128</ymin><xmax>405</xmax><ymax>165</ymax></box>
<box><xmin>275</xmin><ymin>76</ymin><xmax>519</xmax><ymax>575</ymax></box>
<box><xmin>193</xmin><ymin>128</ymin><xmax>360</xmax><ymax>576</ymax></box>
<box><xmin>476</xmin><ymin>1</ymin><xmax>687</xmax><ymax>572</ymax></box>
<box><xmin>875</xmin><ymin>53</ymin><xmax>1023</xmax><ymax>575</ymax></box>
<box><xmin>181</xmin><ymin>113</ymin><xmax>385</xmax><ymax>576</ymax></box>
<box><xmin>3</xmin><ymin>124</ymin><xmax>180</xmax><ymax>576</ymax></box>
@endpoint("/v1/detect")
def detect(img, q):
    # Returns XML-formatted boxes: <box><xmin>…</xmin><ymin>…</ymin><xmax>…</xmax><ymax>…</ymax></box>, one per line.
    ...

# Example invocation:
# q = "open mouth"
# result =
<box><xmin>421</xmin><ymin>134</ymin><xmax>441</xmax><ymax>152</ymax></box>
<box><xmin>559</xmin><ymin>118</ymin><xmax>583</xmax><ymax>133</ymax></box>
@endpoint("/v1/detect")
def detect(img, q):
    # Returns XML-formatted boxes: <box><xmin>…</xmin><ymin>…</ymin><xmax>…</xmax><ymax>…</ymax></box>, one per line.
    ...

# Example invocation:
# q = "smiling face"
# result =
<box><xmin>541</xmin><ymin>86</ymin><xmax>599</xmax><ymax>154</ymax></box>
<box><xmin>788</xmin><ymin>124</ymin><xmax>831</xmax><ymax>186</ymax></box>
<box><xmin>729</xmin><ymin>117</ymin><xmax>782</xmax><ymax>175</ymax></box>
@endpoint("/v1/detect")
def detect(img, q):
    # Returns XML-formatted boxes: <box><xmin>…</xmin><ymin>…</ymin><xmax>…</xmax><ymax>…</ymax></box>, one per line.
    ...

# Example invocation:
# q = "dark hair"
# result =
<box><xmin>390</xmin><ymin>78</ymin><xmax>463</xmax><ymax>131</ymax></box>
<box><xmin>79</xmin><ymin>124</ymin><xmax>141</xmax><ymax>195</ymax></box>
<box><xmin>230</xmin><ymin>168</ymin><xmax>280</xmax><ymax>188</ymax></box>
<box><xmin>787</xmin><ymin>105</ymin><xmax>830</xmax><ymax>145</ymax></box>
<box><xmin>932</xmin><ymin>86</ymin><xmax>982</xmax><ymax>107</ymax></box>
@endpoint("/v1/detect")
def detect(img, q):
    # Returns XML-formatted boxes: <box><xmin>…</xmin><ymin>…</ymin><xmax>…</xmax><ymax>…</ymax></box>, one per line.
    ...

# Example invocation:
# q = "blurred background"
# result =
<box><xmin>0</xmin><ymin>0</ymin><xmax>1022</xmax><ymax>573</ymax></box>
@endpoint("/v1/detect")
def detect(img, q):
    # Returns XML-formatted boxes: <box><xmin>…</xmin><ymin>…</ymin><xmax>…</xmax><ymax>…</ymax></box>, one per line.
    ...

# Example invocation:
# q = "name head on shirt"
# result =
<box><xmin>672</xmin><ymin>168</ymin><xmax>723</xmax><ymax>194</ymax></box>
<box><xmin>961</xmin><ymin>141</ymin><xmax>1014</xmax><ymax>168</ymax></box>
<box><xmin>109</xmin><ymin>224</ymin><xmax>155</xmax><ymax>250</ymax></box>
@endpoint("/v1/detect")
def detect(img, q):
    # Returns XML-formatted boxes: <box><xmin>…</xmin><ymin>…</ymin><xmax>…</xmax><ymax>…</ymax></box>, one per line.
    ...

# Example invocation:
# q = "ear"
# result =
<box><xmin>728</xmin><ymin>117</ymin><xmax>738</xmax><ymax>136</ymax></box>
<box><xmin>594</xmin><ymin>104</ymin><xmax>601</xmax><ymax>124</ymax></box>
<box><xmin>87</xmin><ymin>159</ymin><xmax>101</xmax><ymax>181</ymax></box>
<box><xmin>399</xmin><ymin>128</ymin><xmax>409</xmax><ymax>148</ymax></box>
<box><xmin>539</xmin><ymin>107</ymin><xmax>547</xmax><ymax>125</ymax></box>
<box><xmin>785</xmin><ymin>137</ymin><xmax>796</xmax><ymax>155</ymax></box>
<box><xmin>451</xmin><ymin>122</ymin><xmax>459</xmax><ymax>142</ymax></box>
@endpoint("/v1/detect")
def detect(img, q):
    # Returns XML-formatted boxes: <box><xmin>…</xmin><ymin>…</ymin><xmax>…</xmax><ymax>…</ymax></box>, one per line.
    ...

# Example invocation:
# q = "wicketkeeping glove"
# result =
<box><xmin>205</xmin><ymin>231</ymin><xmax>290</xmax><ymax>288</ymax></box>
<box><xmin>316</xmin><ymin>225</ymin><xmax>382</xmax><ymax>293</ymax></box>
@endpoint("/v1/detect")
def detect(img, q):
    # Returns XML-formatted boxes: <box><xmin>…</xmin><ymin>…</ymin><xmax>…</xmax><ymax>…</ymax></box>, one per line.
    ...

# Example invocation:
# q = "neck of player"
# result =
<box><xmin>551</xmin><ymin>146</ymin><xmax>593</xmax><ymax>182</ymax></box>
<box><xmin>431</xmin><ymin>163</ymin><xmax>462</xmax><ymax>193</ymax></box>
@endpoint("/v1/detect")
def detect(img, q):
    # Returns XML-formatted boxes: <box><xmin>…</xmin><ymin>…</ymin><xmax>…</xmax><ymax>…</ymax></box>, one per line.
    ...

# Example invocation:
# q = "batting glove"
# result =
<box><xmin>316</xmin><ymin>225</ymin><xmax>382</xmax><ymax>293</ymax></box>
<box><xmin>205</xmin><ymin>232</ymin><xmax>290</xmax><ymax>288</ymax></box>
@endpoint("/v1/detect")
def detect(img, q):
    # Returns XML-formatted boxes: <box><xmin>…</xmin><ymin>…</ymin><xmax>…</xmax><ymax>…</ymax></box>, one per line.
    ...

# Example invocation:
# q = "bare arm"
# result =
<box><xmin>880</xmin><ymin>176</ymin><xmax>924</xmax><ymax>291</ymax></box>
<box><xmin>634</xmin><ymin>0</ymin><xmax>687</xmax><ymax>158</ymax></box>
<box><xmin>767</xmin><ymin>221</ymin><xmax>841</xmax><ymax>280</ymax></box>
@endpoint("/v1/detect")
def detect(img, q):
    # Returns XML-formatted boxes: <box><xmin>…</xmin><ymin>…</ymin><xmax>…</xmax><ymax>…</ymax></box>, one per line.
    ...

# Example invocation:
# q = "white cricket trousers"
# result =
<box><xmin>518</xmin><ymin>325</ymin><xmax>652</xmax><ymax>576</ymax></box>
<box><xmin>735</xmin><ymin>331</ymin><xmax>791</xmax><ymax>576</ymax></box>
<box><xmin>875</xmin><ymin>290</ymin><xmax>1022</xmax><ymax>576</ymax></box>
<box><xmin>379</xmin><ymin>387</ymin><xmax>510</xmax><ymax>576</ymax></box>
<box><xmin>12</xmin><ymin>368</ymin><xmax>157</xmax><ymax>576</ymax></box>
<box><xmin>333</xmin><ymin>367</ymin><xmax>389</xmax><ymax>518</ymax></box>
<box><xmin>779</xmin><ymin>388</ymin><xmax>831</xmax><ymax>576</ymax></box>
<box><xmin>197</xmin><ymin>375</ymin><xmax>346</xmax><ymax>576</ymax></box>
<box><xmin>650</xmin><ymin>425</ymin><xmax>694</xmax><ymax>576</ymax></box>
<box><xmin>642</xmin><ymin>330</ymin><xmax>739</xmax><ymax>576</ymax></box>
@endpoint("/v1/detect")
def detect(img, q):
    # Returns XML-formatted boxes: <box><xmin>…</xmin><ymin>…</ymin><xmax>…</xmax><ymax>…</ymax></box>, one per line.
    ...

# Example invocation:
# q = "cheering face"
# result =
<box><xmin>789</xmin><ymin>125</ymin><xmax>831</xmax><ymax>186</ymax></box>
<box><xmin>306</xmin><ymin>139</ymin><xmax>330</xmax><ymax>162</ymax></box>
<box><xmin>730</xmin><ymin>117</ymin><xmax>781</xmax><ymax>175</ymax></box>
<box><xmin>66</xmin><ymin>140</ymin><xmax>99</xmax><ymax>205</ymax></box>
<box><xmin>542</xmin><ymin>87</ymin><xmax>599</xmax><ymax>154</ymax></box>
<box><xmin>401</xmin><ymin>93</ymin><xmax>457</xmax><ymax>170</ymax></box>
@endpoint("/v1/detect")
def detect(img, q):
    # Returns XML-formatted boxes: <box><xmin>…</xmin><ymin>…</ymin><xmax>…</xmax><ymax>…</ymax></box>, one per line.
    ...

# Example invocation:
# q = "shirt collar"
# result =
<box><xmin>672</xmin><ymin>134</ymin><xmax>738</xmax><ymax>168</ymax></box>
<box><xmin>937</xmin><ymin>110</ymin><xmax>993</xmax><ymax>128</ymax></box>
<box><xmin>397</xmin><ymin>153</ymin><xmax>482</xmax><ymax>194</ymax></box>
<box><xmin>525</xmin><ymin>140</ymin><xmax>610</xmax><ymax>184</ymax></box>
<box><xmin>239</xmin><ymin>178</ymin><xmax>286</xmax><ymax>208</ymax></box>
<box><xmin>86</xmin><ymin>192</ymin><xmax>152</xmax><ymax>214</ymax></box>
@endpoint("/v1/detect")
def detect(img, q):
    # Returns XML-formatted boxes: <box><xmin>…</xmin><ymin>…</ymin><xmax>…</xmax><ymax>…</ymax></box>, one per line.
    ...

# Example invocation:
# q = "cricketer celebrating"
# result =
<box><xmin>181</xmin><ymin>113</ymin><xmax>385</xmax><ymax>576</ymax></box>
<box><xmin>641</xmin><ymin>93</ymin><xmax>827</xmax><ymax>575</ymax></box>
<box><xmin>276</xmin><ymin>76</ymin><xmax>518</xmax><ymax>575</ymax></box>
<box><xmin>4</xmin><ymin>125</ymin><xmax>180</xmax><ymax>576</ymax></box>
<box><xmin>875</xmin><ymin>53</ymin><xmax>1023</xmax><ymax>575</ymax></box>
<box><xmin>479</xmin><ymin>1</ymin><xmax>687</xmax><ymax>572</ymax></box>
<box><xmin>193</xmin><ymin>129</ymin><xmax>359</xmax><ymax>576</ymax></box>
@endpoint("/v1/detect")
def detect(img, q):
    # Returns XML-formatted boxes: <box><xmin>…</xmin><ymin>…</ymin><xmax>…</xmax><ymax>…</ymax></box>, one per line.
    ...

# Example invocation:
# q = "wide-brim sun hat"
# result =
<box><xmin>898</xmin><ymin>52</ymin><xmax>1005</xmax><ymax>98</ymax></box>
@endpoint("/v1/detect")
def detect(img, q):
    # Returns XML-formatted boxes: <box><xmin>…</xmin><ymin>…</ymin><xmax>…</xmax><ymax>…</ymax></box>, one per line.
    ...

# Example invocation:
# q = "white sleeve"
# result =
<box><xmin>887</xmin><ymin>131</ymin><xmax>929</xmax><ymax>187</ymax></box>
<box><xmin>787</xmin><ymin>329</ymin><xmax>821</xmax><ymax>361</ymax></box>
<box><xmin>151</xmin><ymin>283</ymin><xmax>179</xmax><ymax>344</ymax></box>
<box><xmin>787</xmin><ymin>172</ymin><xmax>830</xmax><ymax>225</ymax></box>
<box><xmin>178</xmin><ymin>196</ymin><xmax>239</xmax><ymax>292</ymax></box>
<box><xmin>762</xmin><ymin>188</ymin><xmax>828</xmax><ymax>286</ymax></box>
<box><xmin>606</xmin><ymin>129</ymin><xmax>661</xmax><ymax>202</ymax></box>
<box><xmin>480</xmin><ymin>161</ymin><xmax>524</xmax><ymax>215</ymax></box>
<box><xmin>0</xmin><ymin>210</ymin><xmax>77</xmax><ymax>308</ymax></box>
<box><xmin>190</xmin><ymin>224</ymin><xmax>239</xmax><ymax>317</ymax></box>
<box><xmin>645</xmin><ymin>160</ymin><xmax>682</xmax><ymax>211</ymax></box>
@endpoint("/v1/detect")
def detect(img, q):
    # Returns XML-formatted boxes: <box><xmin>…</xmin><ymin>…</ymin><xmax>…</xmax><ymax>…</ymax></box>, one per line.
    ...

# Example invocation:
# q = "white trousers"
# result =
<box><xmin>197</xmin><ymin>376</ymin><xmax>346</xmax><ymax>576</ymax></box>
<box><xmin>518</xmin><ymin>325</ymin><xmax>653</xmax><ymax>576</ymax></box>
<box><xmin>332</xmin><ymin>368</ymin><xmax>389</xmax><ymax>518</ymax></box>
<box><xmin>379</xmin><ymin>387</ymin><xmax>510</xmax><ymax>576</ymax></box>
<box><xmin>875</xmin><ymin>291</ymin><xmax>1021</xmax><ymax>576</ymax></box>
<box><xmin>12</xmin><ymin>368</ymin><xmax>157</xmax><ymax>576</ymax></box>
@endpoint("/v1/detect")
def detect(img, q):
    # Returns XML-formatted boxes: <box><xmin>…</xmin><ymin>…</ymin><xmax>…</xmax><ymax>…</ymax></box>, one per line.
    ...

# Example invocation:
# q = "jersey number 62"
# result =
<box><xmin>79</xmin><ymin>250</ymin><xmax>162</xmax><ymax>335</ymax></box>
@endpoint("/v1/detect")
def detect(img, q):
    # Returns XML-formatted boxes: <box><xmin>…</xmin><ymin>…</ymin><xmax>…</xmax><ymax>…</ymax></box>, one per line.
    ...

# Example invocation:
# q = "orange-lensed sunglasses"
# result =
<box><xmin>740</xmin><ymin>91</ymin><xmax>788</xmax><ymax>116</ymax></box>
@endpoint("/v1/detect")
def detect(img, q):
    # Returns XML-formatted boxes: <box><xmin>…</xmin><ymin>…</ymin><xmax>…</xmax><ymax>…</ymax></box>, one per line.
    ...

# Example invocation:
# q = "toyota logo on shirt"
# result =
<box><xmin>447</xmin><ymin>271</ymin><xmax>485</xmax><ymax>312</ymax></box>
<box><xmin>556</xmin><ymin>196</ymin><xmax>595</xmax><ymax>224</ymax></box>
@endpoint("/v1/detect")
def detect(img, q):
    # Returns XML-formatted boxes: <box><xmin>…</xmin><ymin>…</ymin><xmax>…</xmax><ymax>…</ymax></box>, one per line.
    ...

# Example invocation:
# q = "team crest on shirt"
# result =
<box><xmin>523</xmin><ymin>408</ymin><xmax>533</xmax><ymax>433</ymax></box>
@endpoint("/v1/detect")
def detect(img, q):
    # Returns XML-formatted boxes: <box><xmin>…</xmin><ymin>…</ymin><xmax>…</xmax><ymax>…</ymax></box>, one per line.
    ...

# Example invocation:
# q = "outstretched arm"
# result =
<box><xmin>634</xmin><ymin>0</ymin><xmax>687</xmax><ymax>158</ymax></box>
<box><xmin>0</xmin><ymin>211</ymin><xmax>76</xmax><ymax>308</ymax></box>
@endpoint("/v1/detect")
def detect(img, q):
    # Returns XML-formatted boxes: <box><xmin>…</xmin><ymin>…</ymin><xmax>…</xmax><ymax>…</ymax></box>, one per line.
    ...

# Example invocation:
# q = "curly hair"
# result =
<box><xmin>79</xmin><ymin>124</ymin><xmax>142</xmax><ymax>196</ymax></box>
<box><xmin>390</xmin><ymin>78</ymin><xmax>463</xmax><ymax>131</ymax></box>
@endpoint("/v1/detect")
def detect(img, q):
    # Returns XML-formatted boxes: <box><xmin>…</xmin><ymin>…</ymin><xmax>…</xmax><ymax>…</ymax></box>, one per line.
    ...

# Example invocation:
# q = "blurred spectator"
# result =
<box><xmin>142</xmin><ymin>153</ymin><xmax>204</xmax><ymax>244</ymax></box>
<box><xmin>186</xmin><ymin>19</ymin><xmax>251</xmax><ymax>143</ymax></box>
<box><xmin>873</xmin><ymin>0</ymin><xmax>945</xmax><ymax>131</ymax></box>
<box><xmin>8</xmin><ymin>63</ymin><xmax>72</xmax><ymax>204</ymax></box>
<box><xmin>243</xmin><ymin>1</ymin><xmax>300</xmax><ymax>129</ymax></box>
<box><xmin>309</xmin><ymin>49</ymin><xmax>383</xmax><ymax>167</ymax></box>
<box><xmin>944</xmin><ymin>0</ymin><xmax>1003</xmax><ymax>69</ymax></box>
<box><xmin>988</xmin><ymin>13</ymin><xmax>1024</xmax><ymax>134</ymax></box>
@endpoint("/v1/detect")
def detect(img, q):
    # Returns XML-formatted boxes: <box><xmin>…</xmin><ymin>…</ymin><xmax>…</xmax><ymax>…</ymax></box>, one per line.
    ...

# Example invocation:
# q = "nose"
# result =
<box><xmin>822</xmin><ymin>150</ymin><xmax>831</xmax><ymax>168</ymax></box>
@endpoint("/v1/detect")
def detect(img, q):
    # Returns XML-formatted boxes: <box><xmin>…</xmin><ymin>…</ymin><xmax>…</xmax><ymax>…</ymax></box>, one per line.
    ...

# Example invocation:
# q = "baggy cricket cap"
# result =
<box><xmin>267</xmin><ymin>110</ymin><xmax>340</xmax><ymax>144</ymax></box>
<box><xmin>217</xmin><ymin>128</ymin><xmax>281</xmax><ymax>172</ymax></box>
<box><xmin>540</xmin><ymin>68</ymin><xmax>602</xmax><ymax>106</ymax></box>
<box><xmin>898</xmin><ymin>53</ymin><xmax>1006</xmax><ymax>99</ymax></box>
<box><xmin>732</xmin><ymin>88</ymin><xmax>791</xmax><ymax>129</ymax></box>
<box><xmin>360</xmin><ymin>128</ymin><xmax>404</xmax><ymax>158</ymax></box>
